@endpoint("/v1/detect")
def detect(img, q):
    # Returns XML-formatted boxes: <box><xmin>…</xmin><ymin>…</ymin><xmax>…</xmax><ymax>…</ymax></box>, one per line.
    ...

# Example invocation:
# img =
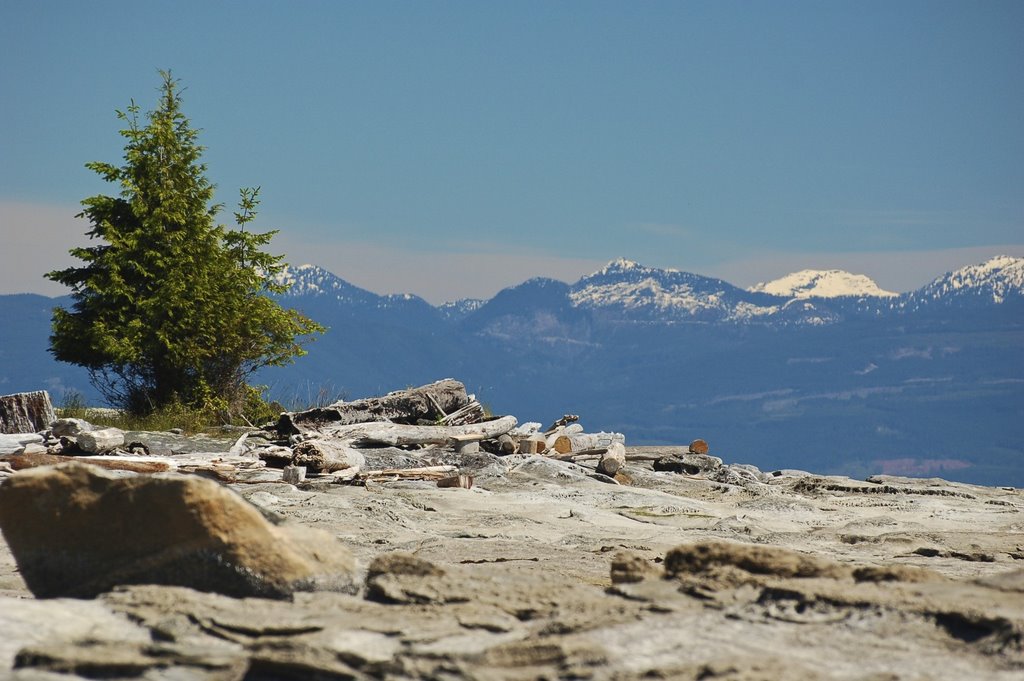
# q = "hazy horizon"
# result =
<box><xmin>2</xmin><ymin>2</ymin><xmax>1021</xmax><ymax>304</ymax></box>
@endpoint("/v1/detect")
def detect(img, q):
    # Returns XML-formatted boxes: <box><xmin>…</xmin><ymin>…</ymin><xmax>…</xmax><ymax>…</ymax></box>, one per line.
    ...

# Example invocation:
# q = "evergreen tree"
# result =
<box><xmin>46</xmin><ymin>71</ymin><xmax>323</xmax><ymax>415</ymax></box>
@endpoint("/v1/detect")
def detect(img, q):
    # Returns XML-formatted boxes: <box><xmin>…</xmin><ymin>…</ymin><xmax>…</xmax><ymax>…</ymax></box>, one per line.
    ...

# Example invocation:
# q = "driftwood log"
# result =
<box><xmin>257</xmin><ymin>446</ymin><xmax>298</xmax><ymax>468</ymax></box>
<box><xmin>689</xmin><ymin>439</ymin><xmax>710</xmax><ymax>455</ymax></box>
<box><xmin>547</xmin><ymin>447</ymin><xmax>608</xmax><ymax>461</ymax></box>
<box><xmin>545</xmin><ymin>414</ymin><xmax>579</xmax><ymax>432</ymax></box>
<box><xmin>2</xmin><ymin>453</ymin><xmax>171</xmax><ymax>474</ymax></box>
<box><xmin>546</xmin><ymin>425</ymin><xmax>582</xmax><ymax>454</ymax></box>
<box><xmin>0</xmin><ymin>391</ymin><xmax>56</xmax><ymax>435</ymax></box>
<box><xmin>318</xmin><ymin>415</ymin><xmax>517</xmax><ymax>448</ymax></box>
<box><xmin>481</xmin><ymin>433</ymin><xmax>516</xmax><ymax>455</ymax></box>
<box><xmin>362</xmin><ymin>465</ymin><xmax>458</xmax><ymax>481</ymax></box>
<box><xmin>440</xmin><ymin>400</ymin><xmax>485</xmax><ymax>426</ymax></box>
<box><xmin>519</xmin><ymin>433</ymin><xmax>546</xmax><ymax>454</ymax></box>
<box><xmin>437</xmin><ymin>474</ymin><xmax>474</xmax><ymax>489</ymax></box>
<box><xmin>278</xmin><ymin>379</ymin><xmax>471</xmax><ymax>435</ymax></box>
<box><xmin>549</xmin><ymin>431</ymin><xmax>625</xmax><ymax>454</ymax></box>
<box><xmin>282</xmin><ymin>465</ymin><xmax>306</xmax><ymax>484</ymax></box>
<box><xmin>292</xmin><ymin>439</ymin><xmax>366</xmax><ymax>474</ymax></box>
<box><xmin>597</xmin><ymin>442</ymin><xmax>627</xmax><ymax>476</ymax></box>
<box><xmin>494</xmin><ymin>433</ymin><xmax>516</xmax><ymax>455</ymax></box>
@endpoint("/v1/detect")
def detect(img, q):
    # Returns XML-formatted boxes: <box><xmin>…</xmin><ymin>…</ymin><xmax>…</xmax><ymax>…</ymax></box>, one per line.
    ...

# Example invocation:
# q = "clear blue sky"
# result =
<box><xmin>2</xmin><ymin>0</ymin><xmax>1022</xmax><ymax>302</ymax></box>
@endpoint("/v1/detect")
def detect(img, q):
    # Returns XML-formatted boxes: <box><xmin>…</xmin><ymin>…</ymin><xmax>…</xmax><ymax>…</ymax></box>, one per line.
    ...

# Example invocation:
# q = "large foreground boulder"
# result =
<box><xmin>0</xmin><ymin>463</ymin><xmax>358</xmax><ymax>599</ymax></box>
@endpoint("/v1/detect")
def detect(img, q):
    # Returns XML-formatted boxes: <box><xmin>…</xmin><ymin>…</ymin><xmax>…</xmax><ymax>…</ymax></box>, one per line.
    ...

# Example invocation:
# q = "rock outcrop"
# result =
<box><xmin>1</xmin><ymin>432</ymin><xmax>1023</xmax><ymax>679</ymax></box>
<box><xmin>0</xmin><ymin>462</ymin><xmax>358</xmax><ymax>599</ymax></box>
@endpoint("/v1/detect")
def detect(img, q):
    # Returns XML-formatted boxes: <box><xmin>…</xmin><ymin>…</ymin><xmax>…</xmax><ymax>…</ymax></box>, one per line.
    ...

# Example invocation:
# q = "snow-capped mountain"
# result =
<box><xmin>900</xmin><ymin>255</ymin><xmax>1024</xmax><ymax>310</ymax></box>
<box><xmin>568</xmin><ymin>258</ymin><xmax>781</xmax><ymax>322</ymax></box>
<box><xmin>438</xmin><ymin>298</ymin><xmax>486</xmax><ymax>322</ymax></box>
<box><xmin>273</xmin><ymin>263</ymin><xmax>437</xmax><ymax>316</ymax></box>
<box><xmin>5</xmin><ymin>254</ymin><xmax>1022</xmax><ymax>487</ymax></box>
<box><xmin>271</xmin><ymin>264</ymin><xmax>381</xmax><ymax>306</ymax></box>
<box><xmin>271</xmin><ymin>256</ymin><xmax>1023</xmax><ymax>328</ymax></box>
<box><xmin>750</xmin><ymin>269</ymin><xmax>898</xmax><ymax>299</ymax></box>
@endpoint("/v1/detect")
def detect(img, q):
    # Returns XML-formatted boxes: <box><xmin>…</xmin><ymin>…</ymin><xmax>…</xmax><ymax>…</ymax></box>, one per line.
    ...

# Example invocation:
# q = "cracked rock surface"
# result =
<box><xmin>1</xmin><ymin>445</ymin><xmax>1022</xmax><ymax>680</ymax></box>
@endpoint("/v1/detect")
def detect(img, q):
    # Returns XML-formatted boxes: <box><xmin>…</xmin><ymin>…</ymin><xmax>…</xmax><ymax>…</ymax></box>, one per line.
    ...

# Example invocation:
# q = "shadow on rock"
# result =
<box><xmin>0</xmin><ymin>462</ymin><xmax>358</xmax><ymax>599</ymax></box>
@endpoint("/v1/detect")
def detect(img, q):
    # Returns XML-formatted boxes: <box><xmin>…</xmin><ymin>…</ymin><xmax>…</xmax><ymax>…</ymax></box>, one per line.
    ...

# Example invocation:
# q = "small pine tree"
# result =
<box><xmin>46</xmin><ymin>71</ymin><xmax>323</xmax><ymax>415</ymax></box>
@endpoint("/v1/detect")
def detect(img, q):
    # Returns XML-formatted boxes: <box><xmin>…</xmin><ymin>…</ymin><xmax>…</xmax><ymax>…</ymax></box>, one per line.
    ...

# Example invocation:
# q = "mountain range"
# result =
<box><xmin>2</xmin><ymin>256</ymin><xmax>1022</xmax><ymax>486</ymax></box>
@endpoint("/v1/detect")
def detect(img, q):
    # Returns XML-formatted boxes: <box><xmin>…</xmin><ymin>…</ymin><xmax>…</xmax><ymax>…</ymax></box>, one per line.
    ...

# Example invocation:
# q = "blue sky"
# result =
<box><xmin>2</xmin><ymin>0</ymin><xmax>1022</xmax><ymax>302</ymax></box>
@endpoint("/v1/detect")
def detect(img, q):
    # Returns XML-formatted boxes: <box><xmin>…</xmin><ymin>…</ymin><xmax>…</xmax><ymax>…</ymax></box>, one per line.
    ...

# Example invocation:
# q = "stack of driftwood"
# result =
<box><xmin>0</xmin><ymin>381</ymin><xmax>636</xmax><ymax>488</ymax></box>
<box><xmin>257</xmin><ymin>379</ymin><xmax>630</xmax><ymax>486</ymax></box>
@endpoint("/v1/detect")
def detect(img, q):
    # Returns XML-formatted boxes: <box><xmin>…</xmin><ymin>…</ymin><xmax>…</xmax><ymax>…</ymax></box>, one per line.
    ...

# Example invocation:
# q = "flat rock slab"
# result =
<box><xmin>0</xmin><ymin>462</ymin><xmax>358</xmax><ymax>599</ymax></box>
<box><xmin>1</xmin><ymin>447</ymin><xmax>1023</xmax><ymax>679</ymax></box>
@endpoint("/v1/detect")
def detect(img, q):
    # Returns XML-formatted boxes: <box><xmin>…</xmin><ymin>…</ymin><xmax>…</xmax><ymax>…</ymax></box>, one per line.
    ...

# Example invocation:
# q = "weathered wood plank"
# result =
<box><xmin>3</xmin><ymin>453</ymin><xmax>172</xmax><ymax>474</ymax></box>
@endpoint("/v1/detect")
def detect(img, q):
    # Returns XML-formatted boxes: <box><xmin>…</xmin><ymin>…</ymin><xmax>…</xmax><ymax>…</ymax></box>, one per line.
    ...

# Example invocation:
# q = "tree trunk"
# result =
<box><xmin>319</xmin><ymin>415</ymin><xmax>517</xmax><ymax>448</ymax></box>
<box><xmin>4</xmin><ymin>453</ymin><xmax>171</xmax><ymax>474</ymax></box>
<box><xmin>362</xmin><ymin>465</ymin><xmax>458</xmax><ymax>481</ymax></box>
<box><xmin>597</xmin><ymin>442</ymin><xmax>627</xmax><ymax>476</ymax></box>
<box><xmin>688</xmin><ymin>439</ymin><xmax>710</xmax><ymax>455</ymax></box>
<box><xmin>440</xmin><ymin>400</ymin><xmax>485</xmax><ymax>426</ymax></box>
<box><xmin>277</xmin><ymin>379</ymin><xmax>470</xmax><ymax>435</ymax></box>
<box><xmin>562</xmin><ymin>431</ymin><xmax>625</xmax><ymax>452</ymax></box>
<box><xmin>437</xmin><ymin>474</ymin><xmax>474</xmax><ymax>489</ymax></box>
<box><xmin>0</xmin><ymin>391</ymin><xmax>56</xmax><ymax>434</ymax></box>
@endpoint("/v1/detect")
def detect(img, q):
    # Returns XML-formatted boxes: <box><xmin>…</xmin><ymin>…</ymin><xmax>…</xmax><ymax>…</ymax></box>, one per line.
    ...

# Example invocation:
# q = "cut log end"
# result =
<box><xmin>688</xmin><ymin>439</ymin><xmax>710</xmax><ymax>455</ymax></box>
<box><xmin>597</xmin><ymin>442</ymin><xmax>627</xmax><ymax>477</ymax></box>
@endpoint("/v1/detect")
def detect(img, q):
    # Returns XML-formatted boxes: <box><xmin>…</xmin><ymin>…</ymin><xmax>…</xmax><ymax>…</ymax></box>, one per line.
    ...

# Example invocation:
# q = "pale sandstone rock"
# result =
<box><xmin>49</xmin><ymin>418</ymin><xmax>93</xmax><ymax>438</ymax></box>
<box><xmin>76</xmin><ymin>427</ymin><xmax>125</xmax><ymax>453</ymax></box>
<box><xmin>0</xmin><ymin>433</ymin><xmax>43</xmax><ymax>456</ymax></box>
<box><xmin>0</xmin><ymin>462</ymin><xmax>358</xmax><ymax>599</ymax></box>
<box><xmin>1</xmin><ymin>444</ymin><xmax>1023</xmax><ymax>679</ymax></box>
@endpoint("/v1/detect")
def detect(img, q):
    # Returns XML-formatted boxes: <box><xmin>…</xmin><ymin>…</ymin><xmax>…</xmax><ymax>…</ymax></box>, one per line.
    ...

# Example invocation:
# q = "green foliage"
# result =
<box><xmin>270</xmin><ymin>381</ymin><xmax>347</xmax><ymax>412</ymax></box>
<box><xmin>46</xmin><ymin>71</ymin><xmax>323</xmax><ymax>416</ymax></box>
<box><xmin>56</xmin><ymin>388</ymin><xmax>274</xmax><ymax>434</ymax></box>
<box><xmin>57</xmin><ymin>390</ymin><xmax>91</xmax><ymax>419</ymax></box>
<box><xmin>238</xmin><ymin>384</ymin><xmax>283</xmax><ymax>427</ymax></box>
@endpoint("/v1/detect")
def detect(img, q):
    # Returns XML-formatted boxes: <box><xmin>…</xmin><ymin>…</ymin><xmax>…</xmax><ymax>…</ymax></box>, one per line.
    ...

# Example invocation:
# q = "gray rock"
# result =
<box><xmin>0</xmin><ymin>462</ymin><xmax>358</xmax><ymax>599</ymax></box>
<box><xmin>76</xmin><ymin>427</ymin><xmax>125</xmax><ymax>454</ymax></box>
<box><xmin>710</xmin><ymin>463</ymin><xmax>769</xmax><ymax>487</ymax></box>
<box><xmin>653</xmin><ymin>452</ymin><xmax>723</xmax><ymax>474</ymax></box>
<box><xmin>610</xmin><ymin>551</ymin><xmax>662</xmax><ymax>584</ymax></box>
<box><xmin>0</xmin><ymin>596</ymin><xmax>153</xmax><ymax>673</ymax></box>
<box><xmin>0</xmin><ymin>433</ymin><xmax>43</xmax><ymax>456</ymax></box>
<box><xmin>49</xmin><ymin>418</ymin><xmax>93</xmax><ymax>438</ymax></box>
<box><xmin>2</xmin><ymin>442</ymin><xmax>1023</xmax><ymax>680</ymax></box>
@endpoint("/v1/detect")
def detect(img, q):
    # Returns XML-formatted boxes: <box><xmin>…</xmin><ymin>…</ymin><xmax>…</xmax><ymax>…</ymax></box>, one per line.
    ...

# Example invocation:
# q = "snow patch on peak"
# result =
<box><xmin>593</xmin><ymin>258</ymin><xmax>680</xmax><ymax>277</ymax></box>
<box><xmin>439</xmin><ymin>298</ymin><xmax>485</xmax><ymax>319</ymax></box>
<box><xmin>750</xmin><ymin>269</ymin><xmax>897</xmax><ymax>299</ymax></box>
<box><xmin>950</xmin><ymin>255</ymin><xmax>1024</xmax><ymax>282</ymax></box>
<box><xmin>270</xmin><ymin>263</ymin><xmax>386</xmax><ymax>306</ymax></box>
<box><xmin>272</xmin><ymin>263</ymin><xmax>346</xmax><ymax>295</ymax></box>
<box><xmin>602</xmin><ymin>258</ymin><xmax>642</xmax><ymax>273</ymax></box>
<box><xmin>919</xmin><ymin>255</ymin><xmax>1024</xmax><ymax>303</ymax></box>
